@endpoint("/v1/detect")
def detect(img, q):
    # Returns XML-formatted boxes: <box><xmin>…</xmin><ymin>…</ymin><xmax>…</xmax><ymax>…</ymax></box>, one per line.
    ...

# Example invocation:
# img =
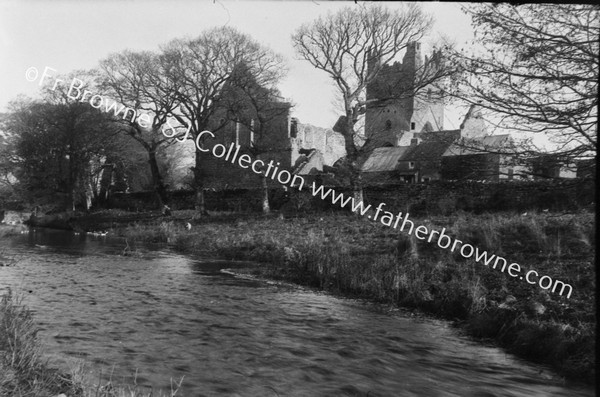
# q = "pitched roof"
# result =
<box><xmin>422</xmin><ymin>129</ymin><xmax>461</xmax><ymax>142</ymax></box>
<box><xmin>361</xmin><ymin>146</ymin><xmax>410</xmax><ymax>172</ymax></box>
<box><xmin>459</xmin><ymin>104</ymin><xmax>481</xmax><ymax>129</ymax></box>
<box><xmin>443</xmin><ymin>135</ymin><xmax>512</xmax><ymax>156</ymax></box>
<box><xmin>401</xmin><ymin>139</ymin><xmax>455</xmax><ymax>162</ymax></box>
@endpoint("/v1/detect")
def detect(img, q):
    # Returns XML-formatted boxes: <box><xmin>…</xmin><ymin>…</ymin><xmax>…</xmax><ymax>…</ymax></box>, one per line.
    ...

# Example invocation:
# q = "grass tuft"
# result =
<box><xmin>0</xmin><ymin>288</ymin><xmax>80</xmax><ymax>396</ymax></box>
<box><xmin>0</xmin><ymin>289</ymin><xmax>183</xmax><ymax>396</ymax></box>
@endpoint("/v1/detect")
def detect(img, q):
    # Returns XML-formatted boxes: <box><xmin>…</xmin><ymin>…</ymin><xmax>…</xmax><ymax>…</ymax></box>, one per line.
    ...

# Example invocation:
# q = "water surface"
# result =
<box><xmin>0</xmin><ymin>228</ymin><xmax>593</xmax><ymax>396</ymax></box>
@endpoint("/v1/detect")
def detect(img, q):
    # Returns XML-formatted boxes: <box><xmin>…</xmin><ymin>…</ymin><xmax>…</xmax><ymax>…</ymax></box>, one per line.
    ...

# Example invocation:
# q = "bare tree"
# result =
<box><xmin>162</xmin><ymin>26</ymin><xmax>285</xmax><ymax>214</ymax></box>
<box><xmin>292</xmin><ymin>3</ymin><xmax>453</xmax><ymax>201</ymax></box>
<box><xmin>449</xmin><ymin>4</ymin><xmax>598</xmax><ymax>165</ymax></box>
<box><xmin>98</xmin><ymin>50</ymin><xmax>183</xmax><ymax>208</ymax></box>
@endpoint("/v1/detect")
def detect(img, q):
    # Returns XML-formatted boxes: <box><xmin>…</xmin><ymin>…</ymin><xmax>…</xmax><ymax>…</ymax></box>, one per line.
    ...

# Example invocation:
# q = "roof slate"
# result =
<box><xmin>361</xmin><ymin>146</ymin><xmax>410</xmax><ymax>172</ymax></box>
<box><xmin>401</xmin><ymin>139</ymin><xmax>455</xmax><ymax>161</ymax></box>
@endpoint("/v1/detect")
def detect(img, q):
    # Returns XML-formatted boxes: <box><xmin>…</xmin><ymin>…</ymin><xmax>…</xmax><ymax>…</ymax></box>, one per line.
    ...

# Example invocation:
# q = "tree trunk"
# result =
<box><xmin>98</xmin><ymin>163</ymin><xmax>114</xmax><ymax>207</ymax></box>
<box><xmin>351</xmin><ymin>171</ymin><xmax>364</xmax><ymax>205</ymax></box>
<box><xmin>341</xmin><ymin>114</ymin><xmax>364</xmax><ymax>208</ymax></box>
<box><xmin>195</xmin><ymin>188</ymin><xmax>205</xmax><ymax>214</ymax></box>
<box><xmin>68</xmin><ymin>150</ymin><xmax>77</xmax><ymax>212</ymax></box>
<box><xmin>193</xmin><ymin>147</ymin><xmax>208</xmax><ymax>216</ymax></box>
<box><xmin>148</xmin><ymin>149</ymin><xmax>167</xmax><ymax>209</ymax></box>
<box><xmin>85</xmin><ymin>181</ymin><xmax>93</xmax><ymax>211</ymax></box>
<box><xmin>261</xmin><ymin>174</ymin><xmax>270</xmax><ymax>214</ymax></box>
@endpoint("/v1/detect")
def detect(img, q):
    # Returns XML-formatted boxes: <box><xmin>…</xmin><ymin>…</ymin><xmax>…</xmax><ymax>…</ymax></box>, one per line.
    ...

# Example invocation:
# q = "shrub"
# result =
<box><xmin>437</xmin><ymin>196</ymin><xmax>458</xmax><ymax>215</ymax></box>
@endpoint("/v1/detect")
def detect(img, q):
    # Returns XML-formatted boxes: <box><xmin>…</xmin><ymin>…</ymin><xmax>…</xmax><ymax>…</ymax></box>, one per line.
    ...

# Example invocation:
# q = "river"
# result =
<box><xmin>0</xmin><ymin>228</ymin><xmax>593</xmax><ymax>396</ymax></box>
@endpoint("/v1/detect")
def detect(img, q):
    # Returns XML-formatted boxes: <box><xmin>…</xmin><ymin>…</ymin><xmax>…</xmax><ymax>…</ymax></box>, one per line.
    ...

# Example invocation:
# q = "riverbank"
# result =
<box><xmin>0</xmin><ymin>290</ymin><xmax>181</xmax><ymax>397</ymax></box>
<box><xmin>0</xmin><ymin>223</ymin><xmax>28</xmax><ymax>239</ymax></box>
<box><xmin>114</xmin><ymin>209</ymin><xmax>595</xmax><ymax>384</ymax></box>
<box><xmin>0</xmin><ymin>290</ymin><xmax>78</xmax><ymax>396</ymax></box>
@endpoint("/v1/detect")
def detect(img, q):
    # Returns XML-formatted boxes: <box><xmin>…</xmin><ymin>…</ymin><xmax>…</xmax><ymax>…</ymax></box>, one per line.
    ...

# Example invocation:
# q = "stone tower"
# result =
<box><xmin>365</xmin><ymin>42</ymin><xmax>444</xmax><ymax>147</ymax></box>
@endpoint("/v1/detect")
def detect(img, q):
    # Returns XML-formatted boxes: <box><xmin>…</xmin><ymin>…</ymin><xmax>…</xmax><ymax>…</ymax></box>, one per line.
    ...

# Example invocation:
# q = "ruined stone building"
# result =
<box><xmin>181</xmin><ymin>41</ymin><xmax>577</xmax><ymax>190</ymax></box>
<box><xmin>195</xmin><ymin>41</ymin><xmax>516</xmax><ymax>189</ymax></box>
<box><xmin>364</xmin><ymin>42</ymin><xmax>445</xmax><ymax>149</ymax></box>
<box><xmin>191</xmin><ymin>100</ymin><xmax>346</xmax><ymax>189</ymax></box>
<box><xmin>159</xmin><ymin>60</ymin><xmax>347</xmax><ymax>190</ymax></box>
<box><xmin>525</xmin><ymin>154</ymin><xmax>578</xmax><ymax>180</ymax></box>
<box><xmin>360</xmin><ymin>42</ymin><xmax>521</xmax><ymax>184</ymax></box>
<box><xmin>361</xmin><ymin>103</ymin><xmax>520</xmax><ymax>183</ymax></box>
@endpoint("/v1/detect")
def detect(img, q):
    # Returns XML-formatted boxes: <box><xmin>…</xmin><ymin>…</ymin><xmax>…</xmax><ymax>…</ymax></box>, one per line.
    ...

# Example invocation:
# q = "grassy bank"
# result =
<box><xmin>118</xmin><ymin>210</ymin><xmax>595</xmax><ymax>383</ymax></box>
<box><xmin>0</xmin><ymin>290</ymin><xmax>78</xmax><ymax>396</ymax></box>
<box><xmin>0</xmin><ymin>290</ymin><xmax>181</xmax><ymax>397</ymax></box>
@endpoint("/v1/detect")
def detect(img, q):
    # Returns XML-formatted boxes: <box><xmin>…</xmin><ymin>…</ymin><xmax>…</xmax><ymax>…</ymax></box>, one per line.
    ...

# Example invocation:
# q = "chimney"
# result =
<box><xmin>410</xmin><ymin>133</ymin><xmax>421</xmax><ymax>146</ymax></box>
<box><xmin>290</xmin><ymin>117</ymin><xmax>298</xmax><ymax>138</ymax></box>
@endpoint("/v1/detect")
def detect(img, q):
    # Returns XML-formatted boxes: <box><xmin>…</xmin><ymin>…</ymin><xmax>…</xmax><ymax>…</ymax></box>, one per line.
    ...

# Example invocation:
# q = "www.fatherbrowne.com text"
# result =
<box><xmin>189</xmin><ymin>133</ymin><xmax>574</xmax><ymax>300</ymax></box>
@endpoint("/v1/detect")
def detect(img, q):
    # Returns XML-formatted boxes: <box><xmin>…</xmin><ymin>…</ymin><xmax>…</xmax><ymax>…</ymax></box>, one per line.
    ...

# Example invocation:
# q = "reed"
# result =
<box><xmin>0</xmin><ymin>289</ymin><xmax>79</xmax><ymax>396</ymax></box>
<box><xmin>0</xmin><ymin>290</ymin><xmax>182</xmax><ymax>397</ymax></box>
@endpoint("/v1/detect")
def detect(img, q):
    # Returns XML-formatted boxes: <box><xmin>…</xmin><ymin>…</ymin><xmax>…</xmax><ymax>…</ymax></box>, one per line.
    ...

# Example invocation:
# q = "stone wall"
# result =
<box><xmin>106</xmin><ymin>179</ymin><xmax>595</xmax><ymax>215</ymax></box>
<box><xmin>108</xmin><ymin>188</ymin><xmax>290</xmax><ymax>213</ymax></box>
<box><xmin>292</xmin><ymin>124</ymin><xmax>346</xmax><ymax>167</ymax></box>
<box><xmin>441</xmin><ymin>154</ymin><xmax>501</xmax><ymax>182</ymax></box>
<box><xmin>362</xmin><ymin>179</ymin><xmax>595</xmax><ymax>215</ymax></box>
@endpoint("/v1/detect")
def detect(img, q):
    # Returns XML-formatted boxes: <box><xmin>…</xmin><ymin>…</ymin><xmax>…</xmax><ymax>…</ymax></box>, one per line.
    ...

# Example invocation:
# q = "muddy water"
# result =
<box><xmin>0</xmin><ymin>228</ymin><xmax>593</xmax><ymax>396</ymax></box>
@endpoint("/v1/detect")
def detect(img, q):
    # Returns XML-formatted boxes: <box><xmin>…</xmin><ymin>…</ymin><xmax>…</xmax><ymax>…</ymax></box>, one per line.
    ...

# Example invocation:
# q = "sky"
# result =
<box><xmin>0</xmin><ymin>0</ymin><xmax>475</xmax><ymax>129</ymax></box>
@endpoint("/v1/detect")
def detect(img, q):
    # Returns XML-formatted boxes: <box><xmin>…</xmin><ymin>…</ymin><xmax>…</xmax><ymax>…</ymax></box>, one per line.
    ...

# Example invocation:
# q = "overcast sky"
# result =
<box><xmin>0</xmin><ymin>0</ymin><xmax>474</xmax><ymax>129</ymax></box>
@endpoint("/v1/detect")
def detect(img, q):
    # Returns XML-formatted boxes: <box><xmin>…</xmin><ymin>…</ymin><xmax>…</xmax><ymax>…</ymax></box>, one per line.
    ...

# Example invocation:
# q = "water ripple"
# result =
<box><xmin>0</xmin><ymin>229</ymin><xmax>594</xmax><ymax>396</ymax></box>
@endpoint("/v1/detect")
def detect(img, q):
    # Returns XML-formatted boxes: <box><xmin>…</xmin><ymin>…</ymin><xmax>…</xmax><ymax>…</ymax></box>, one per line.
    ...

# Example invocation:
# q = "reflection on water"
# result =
<box><xmin>0</xmin><ymin>228</ymin><xmax>593</xmax><ymax>396</ymax></box>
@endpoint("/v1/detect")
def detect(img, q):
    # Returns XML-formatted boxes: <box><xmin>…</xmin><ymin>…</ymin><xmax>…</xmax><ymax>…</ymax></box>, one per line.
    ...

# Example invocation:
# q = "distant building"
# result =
<box><xmin>358</xmin><ymin>50</ymin><xmax>588</xmax><ymax>184</ymax></box>
<box><xmin>361</xmin><ymin>103</ymin><xmax>517</xmax><ymax>183</ymax></box>
<box><xmin>197</xmin><ymin>99</ymin><xmax>346</xmax><ymax>189</ymax></box>
<box><xmin>359</xmin><ymin>42</ymin><xmax>520</xmax><ymax>183</ymax></box>
<box><xmin>291</xmin><ymin>121</ymin><xmax>346</xmax><ymax>172</ymax></box>
<box><xmin>398</xmin><ymin>130</ymin><xmax>461</xmax><ymax>183</ymax></box>
<box><xmin>441</xmin><ymin>134</ymin><xmax>515</xmax><ymax>182</ymax></box>
<box><xmin>526</xmin><ymin>154</ymin><xmax>578</xmax><ymax>180</ymax></box>
<box><xmin>364</xmin><ymin>42</ymin><xmax>445</xmax><ymax>149</ymax></box>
